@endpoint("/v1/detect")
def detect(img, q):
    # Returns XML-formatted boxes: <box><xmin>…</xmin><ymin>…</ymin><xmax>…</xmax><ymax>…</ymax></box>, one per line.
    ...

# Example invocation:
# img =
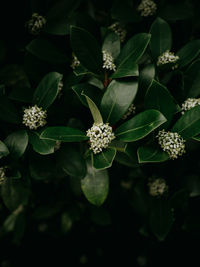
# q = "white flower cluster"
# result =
<box><xmin>138</xmin><ymin>0</ymin><xmax>157</xmax><ymax>17</ymax></box>
<box><xmin>0</xmin><ymin>167</ymin><xmax>6</xmax><ymax>185</ymax></box>
<box><xmin>148</xmin><ymin>178</ymin><xmax>168</xmax><ymax>197</ymax></box>
<box><xmin>122</xmin><ymin>104</ymin><xmax>136</xmax><ymax>120</ymax></box>
<box><xmin>86</xmin><ymin>123</ymin><xmax>115</xmax><ymax>154</ymax></box>
<box><xmin>102</xmin><ymin>50</ymin><xmax>116</xmax><ymax>72</ymax></box>
<box><xmin>181</xmin><ymin>98</ymin><xmax>200</xmax><ymax>115</ymax></box>
<box><xmin>108</xmin><ymin>22</ymin><xmax>127</xmax><ymax>43</ymax></box>
<box><xmin>23</xmin><ymin>105</ymin><xmax>47</xmax><ymax>130</ymax></box>
<box><xmin>71</xmin><ymin>53</ymin><xmax>80</xmax><ymax>69</ymax></box>
<box><xmin>157</xmin><ymin>130</ymin><xmax>186</xmax><ymax>159</ymax></box>
<box><xmin>157</xmin><ymin>50</ymin><xmax>179</xmax><ymax>67</ymax></box>
<box><xmin>27</xmin><ymin>13</ymin><xmax>46</xmax><ymax>35</ymax></box>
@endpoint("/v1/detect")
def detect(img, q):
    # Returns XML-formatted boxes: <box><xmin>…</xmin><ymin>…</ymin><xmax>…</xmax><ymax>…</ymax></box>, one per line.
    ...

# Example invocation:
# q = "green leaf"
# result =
<box><xmin>172</xmin><ymin>105</ymin><xmax>200</xmax><ymax>140</ymax></box>
<box><xmin>137</xmin><ymin>144</ymin><xmax>169</xmax><ymax>163</ymax></box>
<box><xmin>116</xmin><ymin>33</ymin><xmax>151</xmax><ymax>66</ymax></box>
<box><xmin>81</xmin><ymin>160</ymin><xmax>109</xmax><ymax>206</ymax></box>
<box><xmin>57</xmin><ymin>144</ymin><xmax>87</xmax><ymax>179</ymax></box>
<box><xmin>40</xmin><ymin>127</ymin><xmax>88</xmax><ymax>142</ymax></box>
<box><xmin>92</xmin><ymin>148</ymin><xmax>116</xmax><ymax>170</ymax></box>
<box><xmin>139</xmin><ymin>64</ymin><xmax>155</xmax><ymax>92</ymax></box>
<box><xmin>33</xmin><ymin>72</ymin><xmax>63</xmax><ymax>109</ymax></box>
<box><xmin>0</xmin><ymin>95</ymin><xmax>20</xmax><ymax>124</ymax></box>
<box><xmin>149</xmin><ymin>199</ymin><xmax>174</xmax><ymax>241</ymax></box>
<box><xmin>114</xmin><ymin>143</ymin><xmax>139</xmax><ymax>167</ymax></box>
<box><xmin>177</xmin><ymin>40</ymin><xmax>200</xmax><ymax>68</ymax></box>
<box><xmin>145</xmin><ymin>80</ymin><xmax>177</xmax><ymax>127</ymax></box>
<box><xmin>70</xmin><ymin>26</ymin><xmax>103</xmax><ymax>74</ymax></box>
<box><xmin>26</xmin><ymin>38</ymin><xmax>68</xmax><ymax>64</ymax></box>
<box><xmin>82</xmin><ymin>93</ymin><xmax>103</xmax><ymax>124</ymax></box>
<box><xmin>72</xmin><ymin>83</ymin><xmax>103</xmax><ymax>108</ymax></box>
<box><xmin>102</xmin><ymin>32</ymin><xmax>120</xmax><ymax>59</ymax></box>
<box><xmin>184</xmin><ymin>60</ymin><xmax>200</xmax><ymax>98</ymax></box>
<box><xmin>4</xmin><ymin>130</ymin><xmax>28</xmax><ymax>159</ymax></box>
<box><xmin>0</xmin><ymin>140</ymin><xmax>9</xmax><ymax>159</ymax></box>
<box><xmin>29</xmin><ymin>132</ymin><xmax>56</xmax><ymax>155</ymax></box>
<box><xmin>100</xmin><ymin>80</ymin><xmax>138</xmax><ymax>124</ymax></box>
<box><xmin>108</xmin><ymin>139</ymin><xmax>127</xmax><ymax>152</ymax></box>
<box><xmin>111</xmin><ymin>60</ymin><xmax>139</xmax><ymax>78</ymax></box>
<box><xmin>149</xmin><ymin>17</ymin><xmax>172</xmax><ymax>60</ymax></box>
<box><xmin>115</xmin><ymin>110</ymin><xmax>167</xmax><ymax>142</ymax></box>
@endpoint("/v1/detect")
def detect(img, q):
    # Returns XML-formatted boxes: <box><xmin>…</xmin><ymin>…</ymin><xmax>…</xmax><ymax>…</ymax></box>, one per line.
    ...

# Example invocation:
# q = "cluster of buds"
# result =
<box><xmin>0</xmin><ymin>167</ymin><xmax>6</xmax><ymax>185</ymax></box>
<box><xmin>102</xmin><ymin>50</ymin><xmax>116</xmax><ymax>72</ymax></box>
<box><xmin>181</xmin><ymin>98</ymin><xmax>200</xmax><ymax>115</ymax></box>
<box><xmin>148</xmin><ymin>178</ymin><xmax>168</xmax><ymax>197</ymax></box>
<box><xmin>138</xmin><ymin>0</ymin><xmax>157</xmax><ymax>17</ymax></box>
<box><xmin>71</xmin><ymin>53</ymin><xmax>80</xmax><ymax>69</ymax></box>
<box><xmin>23</xmin><ymin>105</ymin><xmax>47</xmax><ymax>130</ymax></box>
<box><xmin>108</xmin><ymin>22</ymin><xmax>127</xmax><ymax>43</ymax></box>
<box><xmin>157</xmin><ymin>50</ymin><xmax>179</xmax><ymax>68</ymax></box>
<box><xmin>27</xmin><ymin>13</ymin><xmax>46</xmax><ymax>35</ymax></box>
<box><xmin>122</xmin><ymin>104</ymin><xmax>136</xmax><ymax>120</ymax></box>
<box><xmin>86</xmin><ymin>123</ymin><xmax>115</xmax><ymax>154</ymax></box>
<box><xmin>157</xmin><ymin>129</ymin><xmax>186</xmax><ymax>159</ymax></box>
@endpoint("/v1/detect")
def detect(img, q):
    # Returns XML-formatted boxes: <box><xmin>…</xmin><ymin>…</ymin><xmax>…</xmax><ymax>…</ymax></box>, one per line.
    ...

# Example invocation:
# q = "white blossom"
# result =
<box><xmin>71</xmin><ymin>53</ymin><xmax>80</xmax><ymax>69</ymax></box>
<box><xmin>86</xmin><ymin>123</ymin><xmax>115</xmax><ymax>154</ymax></box>
<box><xmin>157</xmin><ymin>50</ymin><xmax>179</xmax><ymax>67</ymax></box>
<box><xmin>157</xmin><ymin>129</ymin><xmax>186</xmax><ymax>159</ymax></box>
<box><xmin>102</xmin><ymin>50</ymin><xmax>116</xmax><ymax>72</ymax></box>
<box><xmin>108</xmin><ymin>22</ymin><xmax>127</xmax><ymax>43</ymax></box>
<box><xmin>148</xmin><ymin>178</ymin><xmax>168</xmax><ymax>197</ymax></box>
<box><xmin>138</xmin><ymin>0</ymin><xmax>157</xmax><ymax>17</ymax></box>
<box><xmin>0</xmin><ymin>167</ymin><xmax>6</xmax><ymax>185</ymax></box>
<box><xmin>27</xmin><ymin>13</ymin><xmax>46</xmax><ymax>35</ymax></box>
<box><xmin>181</xmin><ymin>98</ymin><xmax>200</xmax><ymax>114</ymax></box>
<box><xmin>23</xmin><ymin>105</ymin><xmax>47</xmax><ymax>130</ymax></box>
<box><xmin>122</xmin><ymin>104</ymin><xmax>136</xmax><ymax>120</ymax></box>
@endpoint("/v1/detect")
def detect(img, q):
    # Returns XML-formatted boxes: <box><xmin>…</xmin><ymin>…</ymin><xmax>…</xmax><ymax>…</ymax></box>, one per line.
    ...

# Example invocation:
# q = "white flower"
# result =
<box><xmin>122</xmin><ymin>104</ymin><xmax>136</xmax><ymax>120</ymax></box>
<box><xmin>71</xmin><ymin>53</ymin><xmax>80</xmax><ymax>69</ymax></box>
<box><xmin>27</xmin><ymin>13</ymin><xmax>46</xmax><ymax>35</ymax></box>
<box><xmin>102</xmin><ymin>50</ymin><xmax>116</xmax><ymax>72</ymax></box>
<box><xmin>138</xmin><ymin>0</ymin><xmax>157</xmax><ymax>17</ymax></box>
<box><xmin>23</xmin><ymin>105</ymin><xmax>47</xmax><ymax>130</ymax></box>
<box><xmin>148</xmin><ymin>178</ymin><xmax>168</xmax><ymax>197</ymax></box>
<box><xmin>0</xmin><ymin>167</ymin><xmax>6</xmax><ymax>185</ymax></box>
<box><xmin>157</xmin><ymin>50</ymin><xmax>179</xmax><ymax>67</ymax></box>
<box><xmin>86</xmin><ymin>123</ymin><xmax>115</xmax><ymax>154</ymax></box>
<box><xmin>54</xmin><ymin>141</ymin><xmax>61</xmax><ymax>151</ymax></box>
<box><xmin>181</xmin><ymin>98</ymin><xmax>200</xmax><ymax>114</ymax></box>
<box><xmin>108</xmin><ymin>22</ymin><xmax>127</xmax><ymax>43</ymax></box>
<box><xmin>157</xmin><ymin>129</ymin><xmax>186</xmax><ymax>159</ymax></box>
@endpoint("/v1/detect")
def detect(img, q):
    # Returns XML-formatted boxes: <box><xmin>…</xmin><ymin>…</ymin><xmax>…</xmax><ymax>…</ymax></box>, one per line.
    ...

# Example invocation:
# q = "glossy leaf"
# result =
<box><xmin>0</xmin><ymin>140</ymin><xmax>9</xmax><ymax>159</ymax></box>
<box><xmin>137</xmin><ymin>145</ymin><xmax>169</xmax><ymax>163</ymax></box>
<box><xmin>100</xmin><ymin>80</ymin><xmax>138</xmax><ymax>124</ymax></box>
<box><xmin>4</xmin><ymin>130</ymin><xmax>28</xmax><ymax>159</ymax></box>
<box><xmin>150</xmin><ymin>17</ymin><xmax>172</xmax><ymax>60</ymax></box>
<box><xmin>102</xmin><ymin>32</ymin><xmax>120</xmax><ymax>59</ymax></box>
<box><xmin>177</xmin><ymin>40</ymin><xmax>200</xmax><ymax>68</ymax></box>
<box><xmin>29</xmin><ymin>132</ymin><xmax>56</xmax><ymax>155</ymax></box>
<box><xmin>33</xmin><ymin>72</ymin><xmax>63</xmax><ymax>109</ymax></box>
<box><xmin>145</xmin><ymin>80</ymin><xmax>177</xmax><ymax>127</ymax></box>
<box><xmin>115</xmin><ymin>110</ymin><xmax>167</xmax><ymax>142</ymax></box>
<box><xmin>57</xmin><ymin>144</ymin><xmax>87</xmax><ymax>179</ymax></box>
<box><xmin>111</xmin><ymin>60</ymin><xmax>139</xmax><ymax>78</ymax></box>
<box><xmin>139</xmin><ymin>64</ymin><xmax>155</xmax><ymax>92</ymax></box>
<box><xmin>184</xmin><ymin>60</ymin><xmax>200</xmax><ymax>98</ymax></box>
<box><xmin>92</xmin><ymin>148</ymin><xmax>116</xmax><ymax>170</ymax></box>
<box><xmin>0</xmin><ymin>95</ymin><xmax>20</xmax><ymax>124</ymax></box>
<box><xmin>70</xmin><ymin>26</ymin><xmax>103</xmax><ymax>74</ymax></box>
<box><xmin>81</xmin><ymin>160</ymin><xmax>109</xmax><ymax>206</ymax></box>
<box><xmin>40</xmin><ymin>127</ymin><xmax>88</xmax><ymax>142</ymax></box>
<box><xmin>172</xmin><ymin>105</ymin><xmax>200</xmax><ymax>140</ymax></box>
<box><xmin>82</xmin><ymin>93</ymin><xmax>103</xmax><ymax>124</ymax></box>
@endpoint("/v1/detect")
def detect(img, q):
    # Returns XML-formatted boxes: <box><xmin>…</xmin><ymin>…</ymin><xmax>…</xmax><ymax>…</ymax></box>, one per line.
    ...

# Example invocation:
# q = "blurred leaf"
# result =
<box><xmin>139</xmin><ymin>64</ymin><xmax>155</xmax><ymax>92</ymax></box>
<box><xmin>4</xmin><ymin>130</ymin><xmax>28</xmax><ymax>159</ymax></box>
<box><xmin>108</xmin><ymin>139</ymin><xmax>127</xmax><ymax>152</ymax></box>
<box><xmin>92</xmin><ymin>148</ymin><xmax>116</xmax><ymax>170</ymax></box>
<box><xmin>182</xmin><ymin>175</ymin><xmax>200</xmax><ymax>197</ymax></box>
<box><xmin>61</xmin><ymin>212</ymin><xmax>73</xmax><ymax>233</ymax></box>
<box><xmin>0</xmin><ymin>140</ymin><xmax>9</xmax><ymax>159</ymax></box>
<box><xmin>33</xmin><ymin>72</ymin><xmax>63</xmax><ymax>109</ymax></box>
<box><xmin>70</xmin><ymin>26</ymin><xmax>103</xmax><ymax>75</ymax></box>
<box><xmin>184</xmin><ymin>60</ymin><xmax>200</xmax><ymax>98</ymax></box>
<box><xmin>115</xmin><ymin>110</ymin><xmax>167</xmax><ymax>142</ymax></box>
<box><xmin>102</xmin><ymin>32</ymin><xmax>120</xmax><ymax>59</ymax></box>
<box><xmin>82</xmin><ymin>93</ymin><xmax>103</xmax><ymax>124</ymax></box>
<box><xmin>159</xmin><ymin>2</ymin><xmax>193</xmax><ymax>21</ymax></box>
<box><xmin>137</xmin><ymin>144</ymin><xmax>169</xmax><ymax>163</ymax></box>
<box><xmin>40</xmin><ymin>127</ymin><xmax>88</xmax><ymax>142</ymax></box>
<box><xmin>150</xmin><ymin>17</ymin><xmax>172</xmax><ymax>60</ymax></box>
<box><xmin>0</xmin><ymin>95</ymin><xmax>20</xmax><ymax>124</ymax></box>
<box><xmin>177</xmin><ymin>40</ymin><xmax>200</xmax><ymax>68</ymax></box>
<box><xmin>81</xmin><ymin>160</ymin><xmax>109</xmax><ymax>206</ymax></box>
<box><xmin>100</xmin><ymin>80</ymin><xmax>138</xmax><ymax>124</ymax></box>
<box><xmin>29</xmin><ymin>132</ymin><xmax>56</xmax><ymax>155</ymax></box>
<box><xmin>32</xmin><ymin>203</ymin><xmax>63</xmax><ymax>220</ymax></box>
